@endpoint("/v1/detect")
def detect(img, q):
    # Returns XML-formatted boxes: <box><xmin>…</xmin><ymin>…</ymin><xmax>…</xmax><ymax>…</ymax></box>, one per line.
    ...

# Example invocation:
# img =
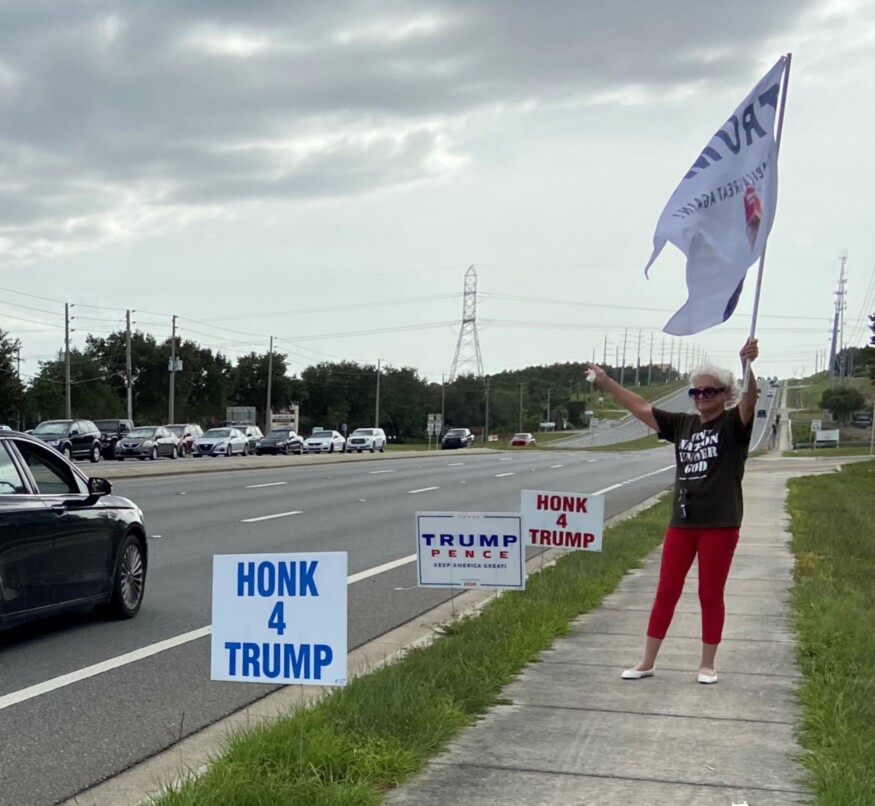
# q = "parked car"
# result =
<box><xmin>193</xmin><ymin>427</ymin><xmax>250</xmax><ymax>457</ymax></box>
<box><xmin>509</xmin><ymin>432</ymin><xmax>536</xmax><ymax>447</ymax></box>
<box><xmin>852</xmin><ymin>411</ymin><xmax>873</xmax><ymax>427</ymax></box>
<box><xmin>441</xmin><ymin>428</ymin><xmax>474</xmax><ymax>449</ymax></box>
<box><xmin>303</xmin><ymin>430</ymin><xmax>346</xmax><ymax>454</ymax></box>
<box><xmin>166</xmin><ymin>423</ymin><xmax>204</xmax><ymax>456</ymax></box>
<box><xmin>0</xmin><ymin>424</ymin><xmax>12</xmax><ymax>432</ymax></box>
<box><xmin>256</xmin><ymin>427</ymin><xmax>304</xmax><ymax>455</ymax></box>
<box><xmin>757</xmin><ymin>409</ymin><xmax>767</xmax><ymax>418</ymax></box>
<box><xmin>115</xmin><ymin>426</ymin><xmax>180</xmax><ymax>460</ymax></box>
<box><xmin>93</xmin><ymin>419</ymin><xmax>135</xmax><ymax>459</ymax></box>
<box><xmin>233</xmin><ymin>424</ymin><xmax>264</xmax><ymax>451</ymax></box>
<box><xmin>0</xmin><ymin>430</ymin><xmax>148</xmax><ymax>629</ymax></box>
<box><xmin>31</xmin><ymin>419</ymin><xmax>103</xmax><ymax>463</ymax></box>
<box><xmin>345</xmin><ymin>427</ymin><xmax>387</xmax><ymax>453</ymax></box>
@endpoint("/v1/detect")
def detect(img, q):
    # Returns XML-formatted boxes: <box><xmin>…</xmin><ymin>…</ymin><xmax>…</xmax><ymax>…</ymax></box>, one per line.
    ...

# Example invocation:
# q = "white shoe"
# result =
<box><xmin>621</xmin><ymin>667</ymin><xmax>654</xmax><ymax>679</ymax></box>
<box><xmin>697</xmin><ymin>671</ymin><xmax>718</xmax><ymax>684</ymax></box>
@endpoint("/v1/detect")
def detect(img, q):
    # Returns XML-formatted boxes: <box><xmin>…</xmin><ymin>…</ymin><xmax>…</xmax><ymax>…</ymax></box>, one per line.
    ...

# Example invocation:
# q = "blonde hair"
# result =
<box><xmin>689</xmin><ymin>364</ymin><xmax>740</xmax><ymax>406</ymax></box>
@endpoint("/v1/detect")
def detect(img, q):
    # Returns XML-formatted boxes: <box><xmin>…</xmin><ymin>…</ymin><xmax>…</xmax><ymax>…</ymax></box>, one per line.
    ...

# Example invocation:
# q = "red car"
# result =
<box><xmin>509</xmin><ymin>432</ymin><xmax>536</xmax><ymax>447</ymax></box>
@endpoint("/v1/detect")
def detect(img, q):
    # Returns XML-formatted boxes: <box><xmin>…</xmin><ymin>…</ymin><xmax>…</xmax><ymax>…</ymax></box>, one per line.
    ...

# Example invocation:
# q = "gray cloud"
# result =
<box><xmin>0</xmin><ymin>0</ymin><xmax>813</xmax><ymax>259</ymax></box>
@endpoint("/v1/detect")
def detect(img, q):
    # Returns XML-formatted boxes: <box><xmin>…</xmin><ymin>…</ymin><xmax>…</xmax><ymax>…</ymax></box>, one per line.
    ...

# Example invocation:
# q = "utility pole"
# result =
<box><xmin>518</xmin><ymin>382</ymin><xmax>524</xmax><ymax>432</ymax></box>
<box><xmin>484</xmin><ymin>376</ymin><xmax>490</xmax><ymax>443</ymax></box>
<box><xmin>602</xmin><ymin>335</ymin><xmax>607</xmax><ymax>368</ymax></box>
<box><xmin>634</xmin><ymin>329</ymin><xmax>641</xmax><ymax>387</ymax></box>
<box><xmin>65</xmin><ymin>302</ymin><xmax>72</xmax><ymax>418</ymax></box>
<box><xmin>827</xmin><ymin>255</ymin><xmax>846</xmax><ymax>388</ymax></box>
<box><xmin>648</xmin><ymin>332</ymin><xmax>654</xmax><ymax>386</ymax></box>
<box><xmin>374</xmin><ymin>358</ymin><xmax>381</xmax><ymax>427</ymax></box>
<box><xmin>125</xmin><ymin>310</ymin><xmax>133</xmax><ymax>421</ymax></box>
<box><xmin>546</xmin><ymin>388</ymin><xmax>552</xmax><ymax>424</ymax></box>
<box><xmin>169</xmin><ymin>315</ymin><xmax>177</xmax><ymax>423</ymax></box>
<box><xmin>441</xmin><ymin>373</ymin><xmax>446</xmax><ymax>437</ymax></box>
<box><xmin>265</xmin><ymin>335</ymin><xmax>274</xmax><ymax>434</ymax></box>
<box><xmin>620</xmin><ymin>328</ymin><xmax>628</xmax><ymax>386</ymax></box>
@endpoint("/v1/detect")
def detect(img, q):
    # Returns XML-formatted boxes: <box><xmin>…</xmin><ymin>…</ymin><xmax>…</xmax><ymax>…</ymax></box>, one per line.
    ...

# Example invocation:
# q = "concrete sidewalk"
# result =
<box><xmin>386</xmin><ymin>460</ymin><xmax>824</xmax><ymax>806</ymax></box>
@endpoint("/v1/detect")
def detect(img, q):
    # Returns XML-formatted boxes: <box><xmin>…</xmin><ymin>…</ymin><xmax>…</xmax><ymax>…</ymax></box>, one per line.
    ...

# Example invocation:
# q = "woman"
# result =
<box><xmin>586</xmin><ymin>337</ymin><xmax>759</xmax><ymax>684</ymax></box>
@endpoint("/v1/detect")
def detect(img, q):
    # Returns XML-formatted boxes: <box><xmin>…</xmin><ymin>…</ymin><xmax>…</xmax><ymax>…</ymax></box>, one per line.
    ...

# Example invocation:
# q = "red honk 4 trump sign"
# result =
<box><xmin>520</xmin><ymin>490</ymin><xmax>605</xmax><ymax>552</ymax></box>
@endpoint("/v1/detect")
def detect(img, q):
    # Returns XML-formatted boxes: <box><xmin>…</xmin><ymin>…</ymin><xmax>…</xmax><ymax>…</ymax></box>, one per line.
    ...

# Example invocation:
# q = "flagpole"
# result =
<box><xmin>745</xmin><ymin>52</ymin><xmax>792</xmax><ymax>386</ymax></box>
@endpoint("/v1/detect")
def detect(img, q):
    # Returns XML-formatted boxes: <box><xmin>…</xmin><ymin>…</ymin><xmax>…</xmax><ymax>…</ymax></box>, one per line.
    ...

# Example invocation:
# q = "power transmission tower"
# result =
<box><xmin>448</xmin><ymin>265</ymin><xmax>484</xmax><ymax>382</ymax></box>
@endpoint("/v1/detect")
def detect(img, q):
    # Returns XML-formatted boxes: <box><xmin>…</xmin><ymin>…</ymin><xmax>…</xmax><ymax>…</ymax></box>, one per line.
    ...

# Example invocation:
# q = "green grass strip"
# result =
<box><xmin>787</xmin><ymin>459</ymin><xmax>875</xmax><ymax>805</ymax></box>
<box><xmin>152</xmin><ymin>498</ymin><xmax>671</xmax><ymax>805</ymax></box>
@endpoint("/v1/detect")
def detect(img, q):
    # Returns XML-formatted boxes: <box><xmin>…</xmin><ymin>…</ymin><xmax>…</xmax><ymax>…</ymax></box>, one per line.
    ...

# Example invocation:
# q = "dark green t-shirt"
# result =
<box><xmin>653</xmin><ymin>406</ymin><xmax>753</xmax><ymax>528</ymax></box>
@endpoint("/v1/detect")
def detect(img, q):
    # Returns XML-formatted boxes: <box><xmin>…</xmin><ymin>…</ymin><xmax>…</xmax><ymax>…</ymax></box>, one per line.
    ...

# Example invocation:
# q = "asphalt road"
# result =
<box><xmin>0</xmin><ymin>446</ymin><xmax>697</xmax><ymax>805</ymax></box>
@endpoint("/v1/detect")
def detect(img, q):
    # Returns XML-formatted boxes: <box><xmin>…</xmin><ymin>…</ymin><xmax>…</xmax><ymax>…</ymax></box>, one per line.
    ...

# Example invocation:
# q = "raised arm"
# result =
<box><xmin>586</xmin><ymin>363</ymin><xmax>658</xmax><ymax>432</ymax></box>
<box><xmin>737</xmin><ymin>338</ymin><xmax>760</xmax><ymax>425</ymax></box>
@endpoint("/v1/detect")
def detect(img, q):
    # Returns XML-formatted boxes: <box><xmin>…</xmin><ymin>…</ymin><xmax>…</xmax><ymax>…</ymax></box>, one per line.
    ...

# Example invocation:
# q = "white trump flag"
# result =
<box><xmin>645</xmin><ymin>57</ymin><xmax>787</xmax><ymax>336</ymax></box>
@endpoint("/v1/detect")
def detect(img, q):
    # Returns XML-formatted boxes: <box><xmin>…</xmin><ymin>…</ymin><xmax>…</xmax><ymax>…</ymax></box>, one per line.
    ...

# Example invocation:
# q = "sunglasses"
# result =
<box><xmin>688</xmin><ymin>386</ymin><xmax>727</xmax><ymax>400</ymax></box>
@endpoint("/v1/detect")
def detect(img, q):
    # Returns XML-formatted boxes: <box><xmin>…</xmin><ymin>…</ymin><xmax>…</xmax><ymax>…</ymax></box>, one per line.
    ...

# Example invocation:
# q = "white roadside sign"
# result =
<box><xmin>521</xmin><ymin>490</ymin><xmax>605</xmax><ymax>552</ymax></box>
<box><xmin>211</xmin><ymin>552</ymin><xmax>347</xmax><ymax>686</ymax></box>
<box><xmin>416</xmin><ymin>512</ymin><xmax>524</xmax><ymax>590</ymax></box>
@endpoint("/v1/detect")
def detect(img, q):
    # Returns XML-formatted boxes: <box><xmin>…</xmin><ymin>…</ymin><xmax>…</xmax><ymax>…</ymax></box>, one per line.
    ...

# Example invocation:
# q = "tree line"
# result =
<box><xmin>3</xmin><ymin>321</ymin><xmax>873</xmax><ymax>438</ymax></box>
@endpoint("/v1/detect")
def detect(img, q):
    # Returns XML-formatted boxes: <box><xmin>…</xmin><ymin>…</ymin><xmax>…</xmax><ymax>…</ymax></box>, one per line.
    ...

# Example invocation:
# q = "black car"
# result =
<box><xmin>441</xmin><ymin>428</ymin><xmax>475</xmax><ymax>449</ymax></box>
<box><xmin>0</xmin><ymin>430</ymin><xmax>148</xmax><ymax>630</ymax></box>
<box><xmin>31</xmin><ymin>419</ymin><xmax>103</xmax><ymax>463</ymax></box>
<box><xmin>255</xmin><ymin>427</ymin><xmax>304</xmax><ymax>455</ymax></box>
<box><xmin>94</xmin><ymin>418</ymin><xmax>135</xmax><ymax>459</ymax></box>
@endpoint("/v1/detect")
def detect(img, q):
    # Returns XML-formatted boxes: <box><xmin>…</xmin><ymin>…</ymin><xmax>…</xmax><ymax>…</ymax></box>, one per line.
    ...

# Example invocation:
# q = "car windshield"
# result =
<box><xmin>205</xmin><ymin>429</ymin><xmax>232</xmax><ymax>438</ymax></box>
<box><xmin>93</xmin><ymin>420</ymin><xmax>120</xmax><ymax>430</ymax></box>
<box><xmin>126</xmin><ymin>427</ymin><xmax>157</xmax><ymax>438</ymax></box>
<box><xmin>513</xmin><ymin>434</ymin><xmax>530</xmax><ymax>439</ymax></box>
<box><xmin>166</xmin><ymin>425</ymin><xmax>185</xmax><ymax>435</ymax></box>
<box><xmin>33</xmin><ymin>422</ymin><xmax>70</xmax><ymax>435</ymax></box>
<box><xmin>309</xmin><ymin>433</ymin><xmax>331</xmax><ymax>439</ymax></box>
<box><xmin>446</xmin><ymin>429</ymin><xmax>467</xmax><ymax>436</ymax></box>
<box><xmin>352</xmin><ymin>429</ymin><xmax>375</xmax><ymax>436</ymax></box>
<box><xmin>268</xmin><ymin>429</ymin><xmax>293</xmax><ymax>437</ymax></box>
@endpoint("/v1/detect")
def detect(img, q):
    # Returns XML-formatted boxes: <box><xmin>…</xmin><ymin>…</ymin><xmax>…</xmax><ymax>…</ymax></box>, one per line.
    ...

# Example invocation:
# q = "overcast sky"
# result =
<box><xmin>2</xmin><ymin>0</ymin><xmax>874</xmax><ymax>387</ymax></box>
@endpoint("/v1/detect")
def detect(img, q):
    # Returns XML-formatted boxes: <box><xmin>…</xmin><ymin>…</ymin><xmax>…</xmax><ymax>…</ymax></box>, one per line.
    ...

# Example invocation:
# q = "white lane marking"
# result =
<box><xmin>548</xmin><ymin>464</ymin><xmax>564</xmax><ymax>469</ymax></box>
<box><xmin>368</xmin><ymin>469</ymin><xmax>395</xmax><ymax>474</ymax></box>
<box><xmin>0</xmin><ymin>555</ymin><xmax>419</xmax><ymax>713</ymax></box>
<box><xmin>241</xmin><ymin>510</ymin><xmax>303</xmax><ymax>523</ymax></box>
<box><xmin>498</xmin><ymin>457</ymin><xmax>513</xmax><ymax>461</ymax></box>
<box><xmin>447</xmin><ymin>462</ymin><xmax>464</xmax><ymax>466</ymax></box>
<box><xmin>245</xmin><ymin>481</ymin><xmax>289</xmax><ymax>489</ymax></box>
<box><xmin>0</xmin><ymin>626</ymin><xmax>213</xmax><ymax>712</ymax></box>
<box><xmin>348</xmin><ymin>554</ymin><xmax>416</xmax><ymax>584</ymax></box>
<box><xmin>408</xmin><ymin>486</ymin><xmax>440</xmax><ymax>494</ymax></box>
<box><xmin>495</xmin><ymin>472</ymin><xmax>515</xmax><ymax>478</ymax></box>
<box><xmin>593</xmin><ymin>464</ymin><xmax>675</xmax><ymax>496</ymax></box>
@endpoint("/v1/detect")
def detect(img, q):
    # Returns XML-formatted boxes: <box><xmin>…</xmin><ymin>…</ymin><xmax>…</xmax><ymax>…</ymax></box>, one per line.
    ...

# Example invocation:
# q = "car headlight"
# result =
<box><xmin>142</xmin><ymin>440</ymin><xmax>154</xmax><ymax>447</ymax></box>
<box><xmin>49</xmin><ymin>439</ymin><xmax>60</xmax><ymax>446</ymax></box>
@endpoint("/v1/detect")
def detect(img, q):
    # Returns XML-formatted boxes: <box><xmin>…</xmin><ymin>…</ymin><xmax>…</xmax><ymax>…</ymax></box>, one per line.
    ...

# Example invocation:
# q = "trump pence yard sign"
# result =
<box><xmin>521</xmin><ymin>490</ymin><xmax>605</xmax><ymax>552</ymax></box>
<box><xmin>416</xmin><ymin>512</ymin><xmax>524</xmax><ymax>590</ymax></box>
<box><xmin>211</xmin><ymin>552</ymin><xmax>347</xmax><ymax>686</ymax></box>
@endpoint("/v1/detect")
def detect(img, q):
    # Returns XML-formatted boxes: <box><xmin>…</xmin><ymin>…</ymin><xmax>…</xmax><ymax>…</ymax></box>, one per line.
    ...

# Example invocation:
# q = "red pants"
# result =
<box><xmin>647</xmin><ymin>526</ymin><xmax>740</xmax><ymax>645</ymax></box>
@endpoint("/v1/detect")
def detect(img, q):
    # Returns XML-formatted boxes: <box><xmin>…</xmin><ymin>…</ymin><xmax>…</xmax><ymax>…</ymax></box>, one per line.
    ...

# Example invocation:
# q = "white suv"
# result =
<box><xmin>345</xmin><ymin>427</ymin><xmax>387</xmax><ymax>453</ymax></box>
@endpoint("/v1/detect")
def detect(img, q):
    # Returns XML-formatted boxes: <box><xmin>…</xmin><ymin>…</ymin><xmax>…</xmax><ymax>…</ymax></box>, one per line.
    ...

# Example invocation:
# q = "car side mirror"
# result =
<box><xmin>88</xmin><ymin>477</ymin><xmax>113</xmax><ymax>497</ymax></box>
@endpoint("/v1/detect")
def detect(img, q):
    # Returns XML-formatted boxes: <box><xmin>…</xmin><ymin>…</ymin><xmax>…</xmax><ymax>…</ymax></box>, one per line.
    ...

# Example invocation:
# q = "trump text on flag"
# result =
<box><xmin>520</xmin><ymin>490</ymin><xmax>605</xmax><ymax>552</ymax></box>
<box><xmin>210</xmin><ymin>552</ymin><xmax>347</xmax><ymax>686</ymax></box>
<box><xmin>416</xmin><ymin>512</ymin><xmax>524</xmax><ymax>590</ymax></box>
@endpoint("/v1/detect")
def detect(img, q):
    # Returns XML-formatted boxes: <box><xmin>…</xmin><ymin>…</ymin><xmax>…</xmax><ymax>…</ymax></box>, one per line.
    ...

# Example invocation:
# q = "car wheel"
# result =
<box><xmin>90</xmin><ymin>444</ymin><xmax>101</xmax><ymax>463</ymax></box>
<box><xmin>380</xmin><ymin>445</ymin><xmax>385</xmax><ymax>453</ymax></box>
<box><xmin>329</xmin><ymin>443</ymin><xmax>334</xmax><ymax>453</ymax></box>
<box><xmin>109</xmin><ymin>534</ymin><xmax>146</xmax><ymax>619</ymax></box>
<box><xmin>370</xmin><ymin>445</ymin><xmax>375</xmax><ymax>453</ymax></box>
<box><xmin>170</xmin><ymin>446</ymin><xmax>178</xmax><ymax>460</ymax></box>
<box><xmin>150</xmin><ymin>446</ymin><xmax>158</xmax><ymax>461</ymax></box>
<box><xmin>63</xmin><ymin>444</ymin><xmax>73</xmax><ymax>460</ymax></box>
<box><xmin>243</xmin><ymin>443</ymin><xmax>249</xmax><ymax>456</ymax></box>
